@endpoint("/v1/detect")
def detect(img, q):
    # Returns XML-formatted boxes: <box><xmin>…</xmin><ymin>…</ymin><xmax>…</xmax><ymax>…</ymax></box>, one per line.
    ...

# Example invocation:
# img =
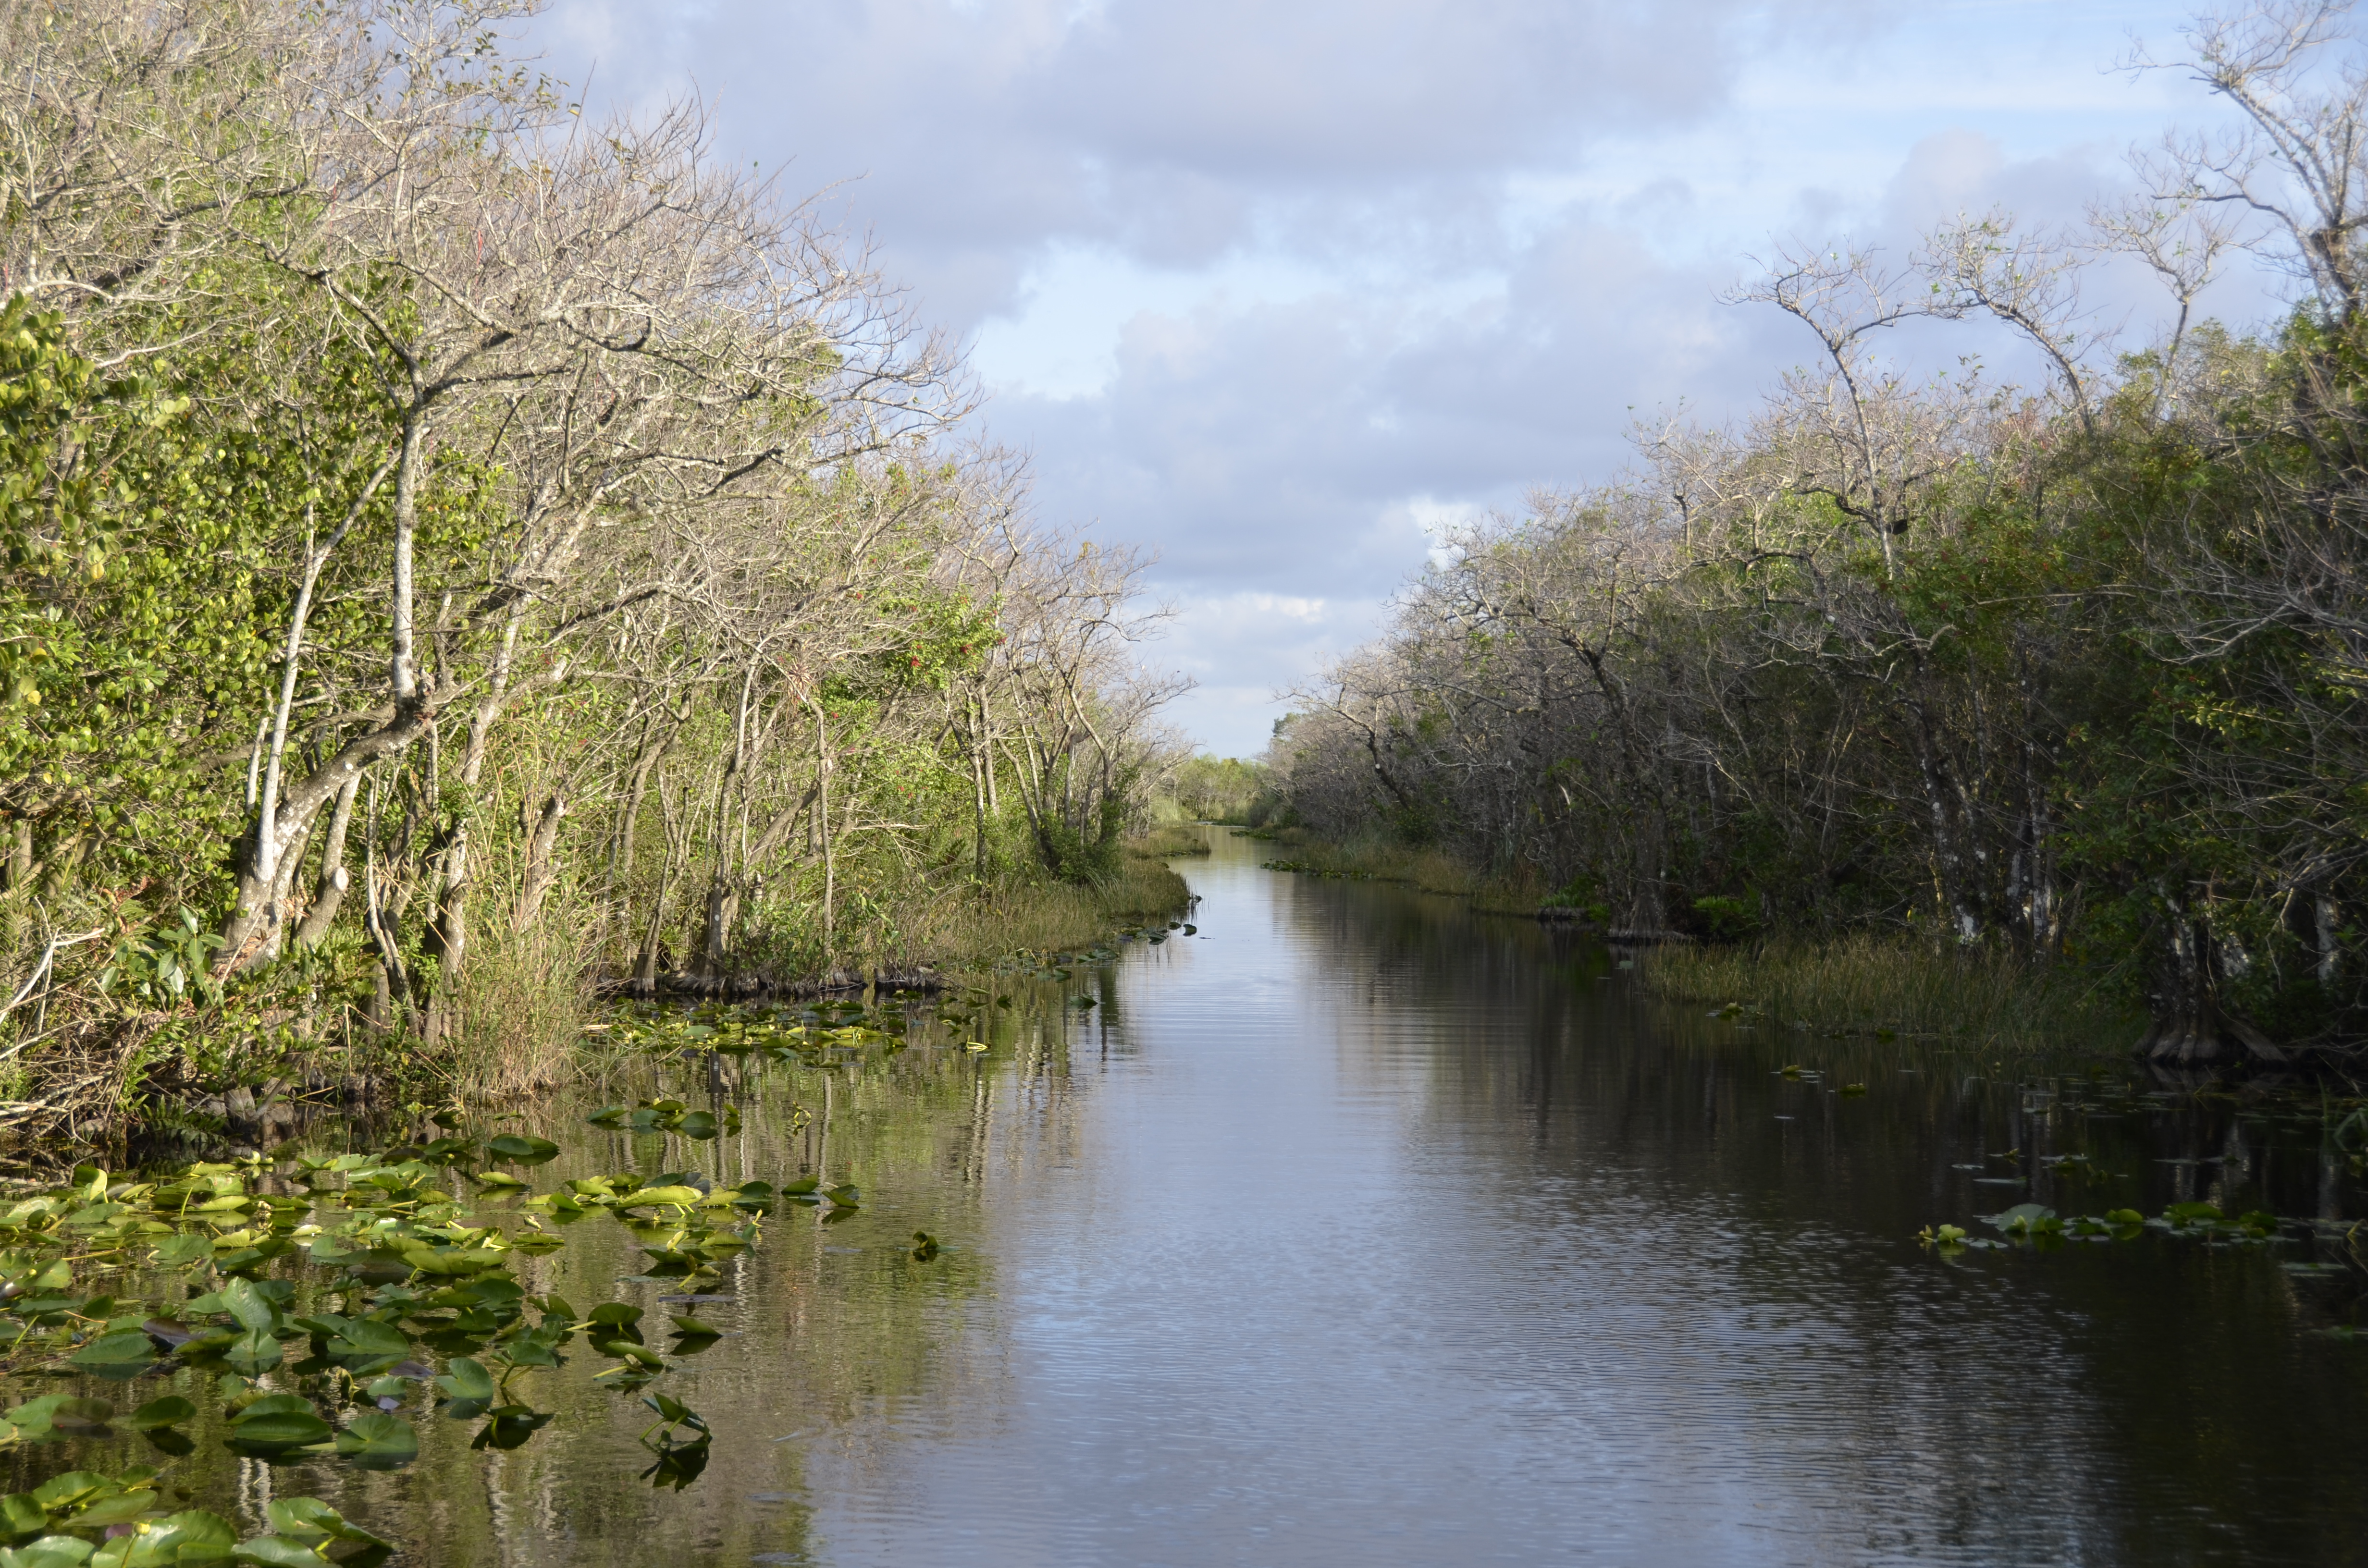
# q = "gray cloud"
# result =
<box><xmin>538</xmin><ymin>0</ymin><xmax>1878</xmax><ymax>320</ymax></box>
<box><xmin>535</xmin><ymin>0</ymin><xmax>2231</xmax><ymax>754</ymax></box>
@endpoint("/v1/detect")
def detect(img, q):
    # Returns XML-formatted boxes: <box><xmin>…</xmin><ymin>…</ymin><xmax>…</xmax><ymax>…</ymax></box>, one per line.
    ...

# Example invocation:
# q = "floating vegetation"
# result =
<box><xmin>1919</xmin><ymin>1200</ymin><xmax>2289</xmax><ymax>1254</ymax></box>
<box><xmin>598</xmin><ymin>997</ymin><xmax>910</xmax><ymax>1065</ymax></box>
<box><xmin>0</xmin><ymin>1114</ymin><xmax>814</xmax><ymax>1562</ymax></box>
<box><xmin>1258</xmin><ymin>860</ymin><xmax>1371</xmax><ymax>880</ymax></box>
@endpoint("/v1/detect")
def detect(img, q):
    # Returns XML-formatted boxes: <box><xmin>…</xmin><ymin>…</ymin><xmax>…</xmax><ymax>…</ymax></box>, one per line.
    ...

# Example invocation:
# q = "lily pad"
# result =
<box><xmin>67</xmin><ymin>1332</ymin><xmax>155</xmax><ymax>1371</ymax></box>
<box><xmin>334</xmin><ymin>1413</ymin><xmax>419</xmax><ymax>1468</ymax></box>
<box><xmin>432</xmin><ymin>1357</ymin><xmax>495</xmax><ymax>1403</ymax></box>
<box><xmin>227</xmin><ymin>1396</ymin><xmax>333</xmax><ymax>1450</ymax></box>
<box><xmin>125</xmin><ymin>1397</ymin><xmax>196</xmax><ymax>1433</ymax></box>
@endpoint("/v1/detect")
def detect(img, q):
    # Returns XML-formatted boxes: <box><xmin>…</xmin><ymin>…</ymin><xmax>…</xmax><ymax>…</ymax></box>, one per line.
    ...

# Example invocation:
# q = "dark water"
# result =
<box><xmin>14</xmin><ymin>828</ymin><xmax>2368</xmax><ymax>1565</ymax></box>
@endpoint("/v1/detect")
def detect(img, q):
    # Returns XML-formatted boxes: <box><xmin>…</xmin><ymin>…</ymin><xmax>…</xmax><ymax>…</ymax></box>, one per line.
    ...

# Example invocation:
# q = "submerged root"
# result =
<box><xmin>2138</xmin><ymin>1006</ymin><xmax>2289</xmax><ymax>1066</ymax></box>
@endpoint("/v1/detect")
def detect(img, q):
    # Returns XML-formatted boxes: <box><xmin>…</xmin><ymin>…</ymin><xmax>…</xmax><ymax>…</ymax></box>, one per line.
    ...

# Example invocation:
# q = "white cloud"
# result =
<box><xmin>536</xmin><ymin>0</ymin><xmax>2292</xmax><ymax>751</ymax></box>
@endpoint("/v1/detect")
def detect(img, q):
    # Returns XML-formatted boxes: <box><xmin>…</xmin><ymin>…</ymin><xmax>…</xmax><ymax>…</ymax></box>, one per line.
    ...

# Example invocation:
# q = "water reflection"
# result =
<box><xmin>8</xmin><ymin>828</ymin><xmax>2367</xmax><ymax>1566</ymax></box>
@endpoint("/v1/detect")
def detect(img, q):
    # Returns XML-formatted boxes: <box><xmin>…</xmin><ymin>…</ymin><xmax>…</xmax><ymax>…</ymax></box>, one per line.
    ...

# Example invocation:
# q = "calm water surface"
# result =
<box><xmin>16</xmin><ymin>828</ymin><xmax>2368</xmax><ymax>1565</ymax></box>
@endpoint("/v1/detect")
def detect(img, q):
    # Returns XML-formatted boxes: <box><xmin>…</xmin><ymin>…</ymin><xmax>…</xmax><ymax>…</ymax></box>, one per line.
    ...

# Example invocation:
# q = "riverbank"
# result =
<box><xmin>12</xmin><ymin>850</ymin><xmax>1194</xmax><ymax>1163</ymax></box>
<box><xmin>1236</xmin><ymin>827</ymin><xmax>1547</xmax><ymax>914</ymax></box>
<box><xmin>402</xmin><ymin>847</ymin><xmax>1192</xmax><ymax>1104</ymax></box>
<box><xmin>1640</xmin><ymin>933</ymin><xmax>2145</xmax><ymax>1055</ymax></box>
<box><xmin>1251</xmin><ymin>830</ymin><xmax>2146</xmax><ymax>1054</ymax></box>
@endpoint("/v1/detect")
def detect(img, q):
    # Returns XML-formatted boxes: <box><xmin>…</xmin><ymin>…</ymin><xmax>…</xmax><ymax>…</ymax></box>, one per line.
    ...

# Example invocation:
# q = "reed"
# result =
<box><xmin>1129</xmin><ymin>821</ymin><xmax>1214</xmax><ymax>857</ymax></box>
<box><xmin>442</xmin><ymin>901</ymin><xmax>598</xmax><ymax>1098</ymax></box>
<box><xmin>1254</xmin><ymin>828</ymin><xmax>1547</xmax><ymax>912</ymax></box>
<box><xmin>1641</xmin><ymin>932</ymin><xmax>2142</xmax><ymax>1053</ymax></box>
<box><xmin>895</xmin><ymin>853</ymin><xmax>1195</xmax><ymax>971</ymax></box>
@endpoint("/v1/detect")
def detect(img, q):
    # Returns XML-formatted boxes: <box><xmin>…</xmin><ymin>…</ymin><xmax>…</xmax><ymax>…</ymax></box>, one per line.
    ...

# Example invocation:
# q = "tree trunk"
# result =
<box><xmin>217</xmin><ymin>676</ymin><xmax>457</xmax><ymax>976</ymax></box>
<box><xmin>2138</xmin><ymin>893</ymin><xmax>2287</xmax><ymax>1064</ymax></box>
<box><xmin>513</xmin><ymin>793</ymin><xmax>566</xmax><ymax>934</ymax></box>
<box><xmin>294</xmin><ymin>774</ymin><xmax>361</xmax><ymax>949</ymax></box>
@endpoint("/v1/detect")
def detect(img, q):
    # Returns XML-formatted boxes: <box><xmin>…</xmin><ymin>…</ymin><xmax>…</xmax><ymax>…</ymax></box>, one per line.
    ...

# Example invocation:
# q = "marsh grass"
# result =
<box><xmin>893</xmin><ymin>852</ymin><xmax>1195</xmax><ymax>971</ymax></box>
<box><xmin>444</xmin><ymin>901</ymin><xmax>597</xmax><ymax>1098</ymax></box>
<box><xmin>437</xmin><ymin>853</ymin><xmax>1190</xmax><ymax>1097</ymax></box>
<box><xmin>1643</xmin><ymin>932</ymin><xmax>2143</xmax><ymax>1054</ymax></box>
<box><xmin>1252</xmin><ymin>828</ymin><xmax>1547</xmax><ymax>913</ymax></box>
<box><xmin>1130</xmin><ymin>821</ymin><xmax>1214</xmax><ymax>857</ymax></box>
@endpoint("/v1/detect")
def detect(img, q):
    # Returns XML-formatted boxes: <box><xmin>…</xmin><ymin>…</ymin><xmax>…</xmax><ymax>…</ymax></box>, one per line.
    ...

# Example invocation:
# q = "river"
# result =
<box><xmin>10</xmin><ymin>826</ymin><xmax>2368</xmax><ymax>1565</ymax></box>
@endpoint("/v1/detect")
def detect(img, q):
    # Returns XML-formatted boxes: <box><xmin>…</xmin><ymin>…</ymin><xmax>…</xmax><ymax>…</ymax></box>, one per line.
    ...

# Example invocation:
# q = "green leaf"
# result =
<box><xmin>31</xmin><ymin>1472</ymin><xmax>112</xmax><ymax>1511</ymax></box>
<box><xmin>68</xmin><ymin>1331</ymin><xmax>155</xmax><ymax>1369</ymax></box>
<box><xmin>675</xmin><ymin>1111</ymin><xmax>719</xmax><ymax>1140</ymax></box>
<box><xmin>222</xmin><ymin>1328</ymin><xmax>282</xmax><ymax>1377</ymax></box>
<box><xmin>125</xmin><ymin>1397</ymin><xmax>196</xmax><ymax>1432</ymax></box>
<box><xmin>227</xmin><ymin>1540</ymin><xmax>324</xmax><ymax>1568</ymax></box>
<box><xmin>226</xmin><ymin>1397</ymin><xmax>332</xmax><ymax>1450</ymax></box>
<box><xmin>333</xmin><ymin>1414</ymin><xmax>417</xmax><ymax>1467</ymax></box>
<box><xmin>625</xmin><ymin>1186</ymin><xmax>703</xmax><ymax>1208</ymax></box>
<box><xmin>88</xmin><ymin>1510</ymin><xmax>235</xmax><ymax>1568</ymax></box>
<box><xmin>265</xmin><ymin>1498</ymin><xmax>388</xmax><ymax>1548</ymax></box>
<box><xmin>325</xmin><ymin>1319</ymin><xmax>411</xmax><ymax>1365</ymax></box>
<box><xmin>217</xmin><ymin>1278</ymin><xmax>278</xmax><ymax>1333</ymax></box>
<box><xmin>432</xmin><ymin>1357</ymin><xmax>495</xmax><ymax>1402</ymax></box>
<box><xmin>484</xmin><ymin>1135</ymin><xmax>559</xmax><ymax>1166</ymax></box>
<box><xmin>150</xmin><ymin>1235</ymin><xmax>211</xmax><ymax>1267</ymax></box>
<box><xmin>0</xmin><ymin>1536</ymin><xmax>97</xmax><ymax>1568</ymax></box>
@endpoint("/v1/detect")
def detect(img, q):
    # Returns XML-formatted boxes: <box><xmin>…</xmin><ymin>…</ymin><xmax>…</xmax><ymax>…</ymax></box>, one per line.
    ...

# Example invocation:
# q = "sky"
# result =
<box><xmin>533</xmin><ymin>0</ymin><xmax>2284</xmax><ymax>757</ymax></box>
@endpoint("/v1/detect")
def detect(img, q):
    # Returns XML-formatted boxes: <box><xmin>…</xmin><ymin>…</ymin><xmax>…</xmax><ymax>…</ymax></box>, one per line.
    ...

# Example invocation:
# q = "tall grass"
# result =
<box><xmin>442</xmin><ymin>900</ymin><xmax>597</xmax><ymax>1098</ymax></box>
<box><xmin>904</xmin><ymin>852</ymin><xmax>1194</xmax><ymax>968</ymax></box>
<box><xmin>1253</xmin><ymin>828</ymin><xmax>1547</xmax><ymax>912</ymax></box>
<box><xmin>434</xmin><ymin>849</ymin><xmax>1190</xmax><ymax>1097</ymax></box>
<box><xmin>1641</xmin><ymin>932</ymin><xmax>2143</xmax><ymax>1054</ymax></box>
<box><xmin>1129</xmin><ymin>821</ymin><xmax>1214</xmax><ymax>857</ymax></box>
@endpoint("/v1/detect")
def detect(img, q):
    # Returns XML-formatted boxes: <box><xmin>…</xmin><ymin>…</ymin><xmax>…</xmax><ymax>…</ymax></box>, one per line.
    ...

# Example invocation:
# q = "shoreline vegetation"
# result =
<box><xmin>0</xmin><ymin>3</ymin><xmax>1194</xmax><ymax>1154</ymax></box>
<box><xmin>1248</xmin><ymin>827</ymin><xmax>2151</xmax><ymax>1055</ymax></box>
<box><xmin>1640</xmin><ymin>935</ymin><xmax>2146</xmax><ymax>1058</ymax></box>
<box><xmin>1247</xmin><ymin>9</ymin><xmax>2368</xmax><ymax>1073</ymax></box>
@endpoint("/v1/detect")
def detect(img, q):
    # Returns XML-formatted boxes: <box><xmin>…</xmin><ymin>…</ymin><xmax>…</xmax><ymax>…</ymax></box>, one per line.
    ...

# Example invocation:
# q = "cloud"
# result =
<box><xmin>531</xmin><ymin>0</ymin><xmax>2269</xmax><ymax>757</ymax></box>
<box><xmin>536</xmin><ymin>0</ymin><xmax>1879</xmax><ymax>320</ymax></box>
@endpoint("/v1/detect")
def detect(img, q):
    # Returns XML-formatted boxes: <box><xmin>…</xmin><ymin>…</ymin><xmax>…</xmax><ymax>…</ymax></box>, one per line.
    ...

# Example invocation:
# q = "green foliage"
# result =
<box><xmin>1168</xmin><ymin>756</ymin><xmax>1272</xmax><ymax>823</ymax></box>
<box><xmin>1276</xmin><ymin>298</ymin><xmax>2368</xmax><ymax>1055</ymax></box>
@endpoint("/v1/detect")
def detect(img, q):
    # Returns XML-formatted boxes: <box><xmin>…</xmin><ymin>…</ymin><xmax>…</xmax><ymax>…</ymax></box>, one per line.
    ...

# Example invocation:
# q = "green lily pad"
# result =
<box><xmin>68</xmin><ymin>1331</ymin><xmax>156</xmax><ymax>1371</ymax></box>
<box><xmin>1</xmin><ymin>1535</ymin><xmax>99</xmax><ymax>1568</ymax></box>
<box><xmin>333</xmin><ymin>1413</ymin><xmax>418</xmax><ymax>1468</ymax></box>
<box><xmin>125</xmin><ymin>1397</ymin><xmax>196</xmax><ymax>1432</ymax></box>
<box><xmin>432</xmin><ymin>1357</ymin><xmax>495</xmax><ymax>1403</ymax></box>
<box><xmin>226</xmin><ymin>1396</ymin><xmax>332</xmax><ymax>1450</ymax></box>
<box><xmin>226</xmin><ymin>1538</ymin><xmax>327</xmax><ymax>1568</ymax></box>
<box><xmin>222</xmin><ymin>1328</ymin><xmax>283</xmax><ymax>1377</ymax></box>
<box><xmin>89</xmin><ymin>1509</ymin><xmax>234</xmax><ymax>1567</ymax></box>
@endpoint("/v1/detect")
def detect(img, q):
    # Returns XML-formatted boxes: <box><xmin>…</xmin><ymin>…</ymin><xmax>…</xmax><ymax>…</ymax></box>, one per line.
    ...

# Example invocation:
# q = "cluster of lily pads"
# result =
<box><xmin>0</xmin><ymin>1108</ymin><xmax>851</xmax><ymax>1563</ymax></box>
<box><xmin>595</xmin><ymin>999</ymin><xmax>905</xmax><ymax>1063</ymax></box>
<box><xmin>0</xmin><ymin>1476</ymin><xmax>390</xmax><ymax>1568</ymax></box>
<box><xmin>1919</xmin><ymin>1200</ymin><xmax>2285</xmax><ymax>1253</ymax></box>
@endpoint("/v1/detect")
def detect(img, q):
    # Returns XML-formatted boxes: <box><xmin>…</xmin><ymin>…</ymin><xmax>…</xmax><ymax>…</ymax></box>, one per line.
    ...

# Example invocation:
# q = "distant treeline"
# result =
<box><xmin>0</xmin><ymin>0</ymin><xmax>1180</xmax><ymax>1130</ymax></box>
<box><xmin>1270</xmin><ymin>4</ymin><xmax>2368</xmax><ymax>1065</ymax></box>
<box><xmin>1166</xmin><ymin>756</ymin><xmax>1276</xmax><ymax>825</ymax></box>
